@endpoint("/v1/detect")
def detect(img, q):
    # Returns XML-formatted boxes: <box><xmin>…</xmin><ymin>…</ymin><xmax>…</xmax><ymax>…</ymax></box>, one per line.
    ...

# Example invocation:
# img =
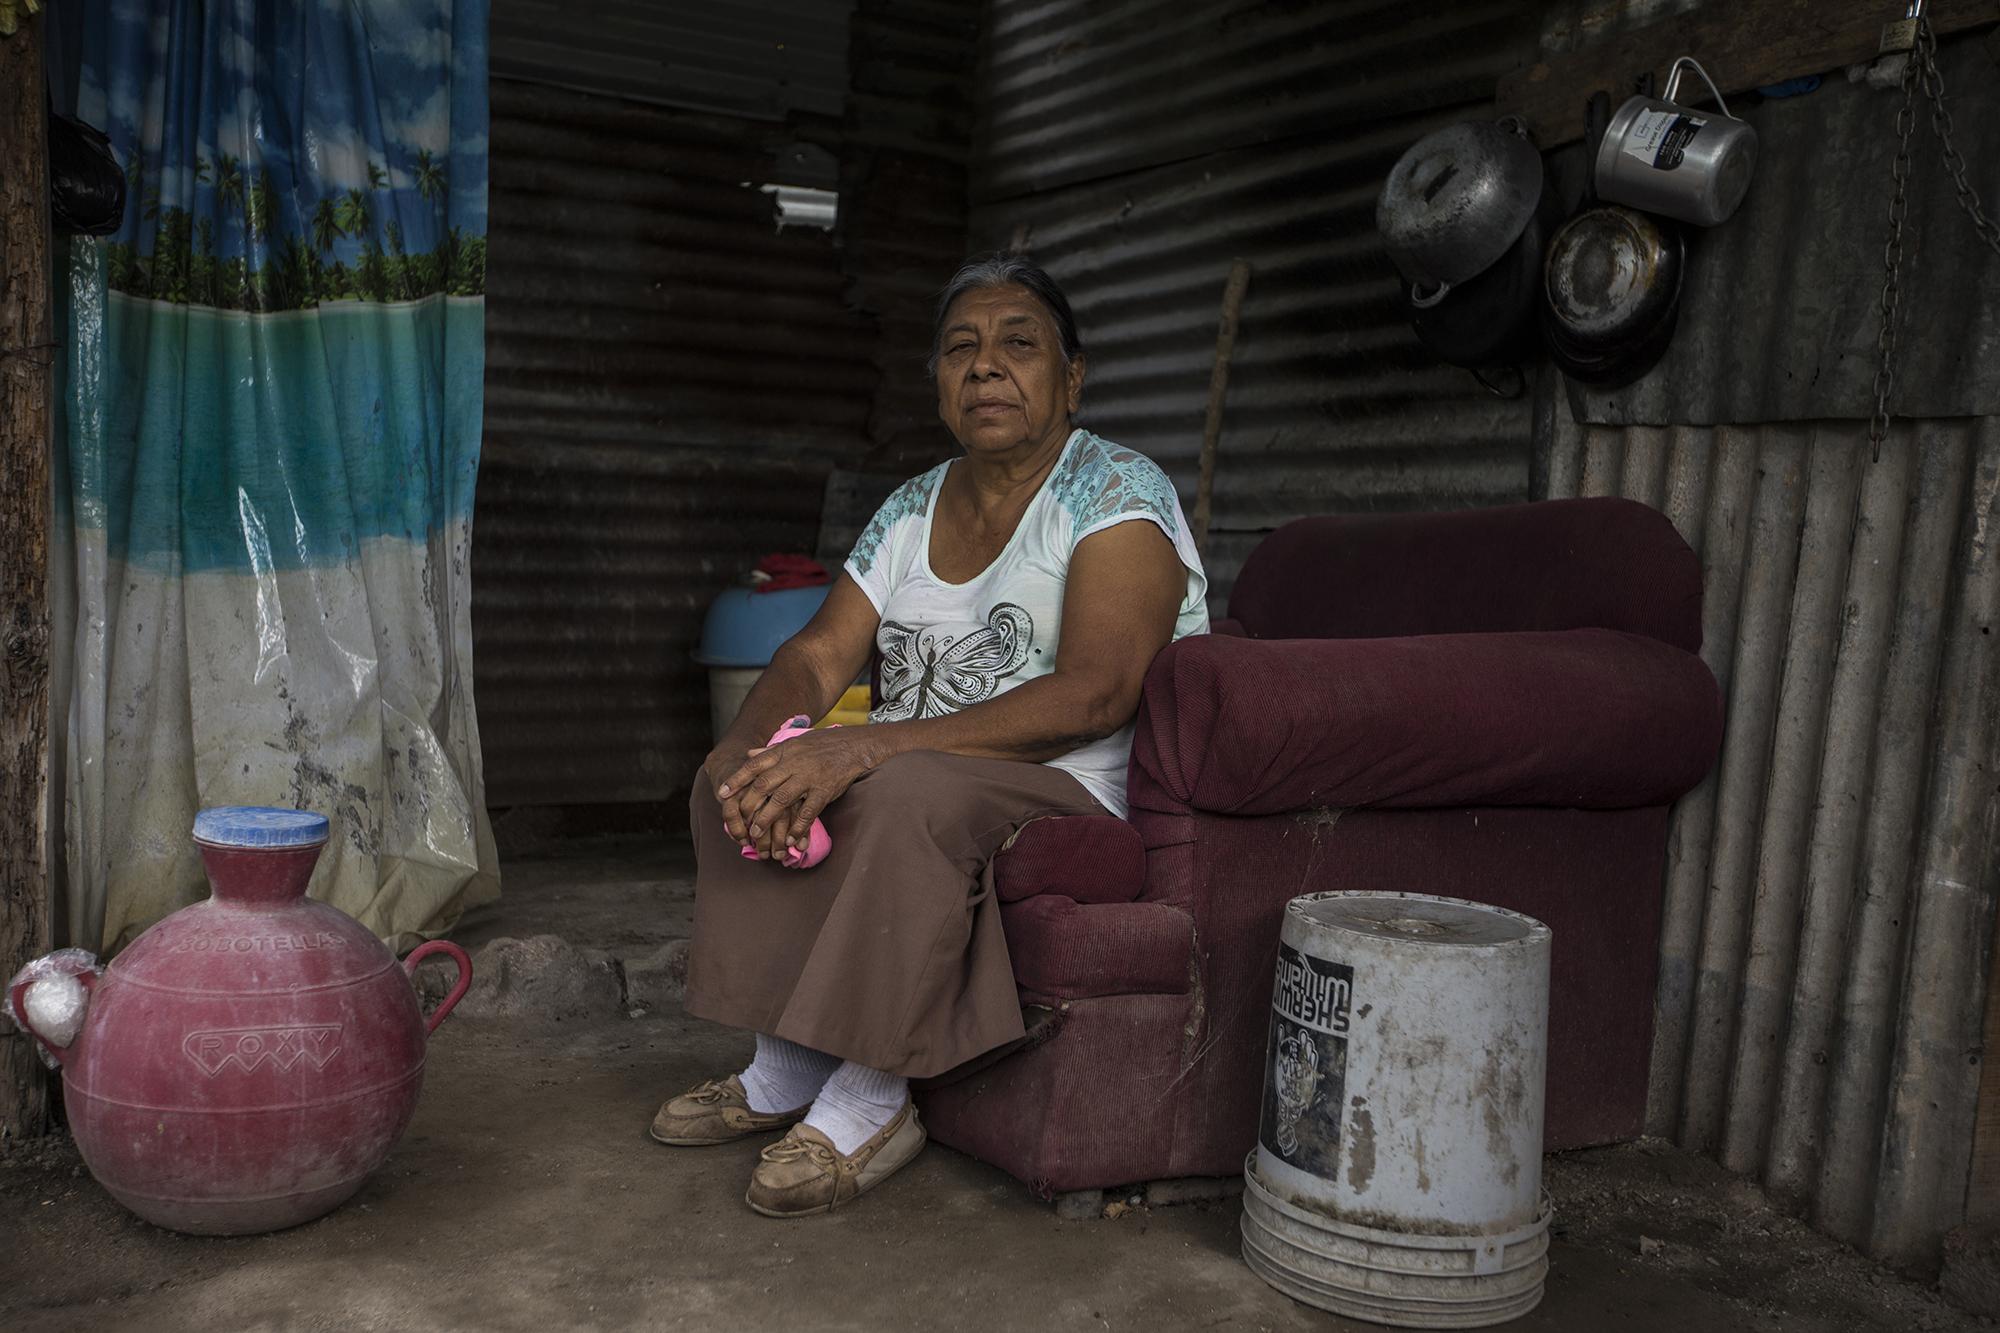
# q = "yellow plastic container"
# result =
<box><xmin>818</xmin><ymin>683</ymin><xmax>871</xmax><ymax>728</ymax></box>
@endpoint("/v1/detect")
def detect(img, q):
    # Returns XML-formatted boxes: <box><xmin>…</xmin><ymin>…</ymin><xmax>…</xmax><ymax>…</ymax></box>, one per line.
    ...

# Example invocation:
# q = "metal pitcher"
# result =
<box><xmin>1595</xmin><ymin>57</ymin><xmax>1757</xmax><ymax>227</ymax></box>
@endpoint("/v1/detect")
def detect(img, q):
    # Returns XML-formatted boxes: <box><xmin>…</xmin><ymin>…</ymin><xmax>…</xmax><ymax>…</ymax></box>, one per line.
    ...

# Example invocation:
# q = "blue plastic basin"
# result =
<box><xmin>694</xmin><ymin>584</ymin><xmax>833</xmax><ymax>667</ymax></box>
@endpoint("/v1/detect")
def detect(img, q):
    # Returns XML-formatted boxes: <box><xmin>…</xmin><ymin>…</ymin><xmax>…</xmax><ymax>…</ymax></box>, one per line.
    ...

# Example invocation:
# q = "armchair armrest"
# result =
<box><xmin>1132</xmin><ymin>630</ymin><xmax>1722</xmax><ymax>816</ymax></box>
<box><xmin>992</xmin><ymin>815</ymin><xmax>1147</xmax><ymax>905</ymax></box>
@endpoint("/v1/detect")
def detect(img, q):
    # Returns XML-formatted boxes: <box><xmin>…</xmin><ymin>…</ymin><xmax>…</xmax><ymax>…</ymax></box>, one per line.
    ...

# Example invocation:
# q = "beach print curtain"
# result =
<box><xmin>60</xmin><ymin>0</ymin><xmax>497</xmax><ymax>952</ymax></box>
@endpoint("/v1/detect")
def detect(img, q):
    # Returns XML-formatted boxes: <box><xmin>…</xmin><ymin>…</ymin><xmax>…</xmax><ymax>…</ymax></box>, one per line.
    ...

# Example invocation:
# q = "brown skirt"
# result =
<box><xmin>682</xmin><ymin>750</ymin><xmax>1104</xmax><ymax>1078</ymax></box>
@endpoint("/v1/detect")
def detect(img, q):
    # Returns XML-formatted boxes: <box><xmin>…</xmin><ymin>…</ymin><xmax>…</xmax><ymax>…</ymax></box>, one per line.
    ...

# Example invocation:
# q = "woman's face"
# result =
<box><xmin>934</xmin><ymin>284</ymin><xmax>1085</xmax><ymax>459</ymax></box>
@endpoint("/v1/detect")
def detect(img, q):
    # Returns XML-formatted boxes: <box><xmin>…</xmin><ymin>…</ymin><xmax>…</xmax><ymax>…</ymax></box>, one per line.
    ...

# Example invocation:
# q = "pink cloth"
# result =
<box><xmin>740</xmin><ymin>716</ymin><xmax>835</xmax><ymax>869</ymax></box>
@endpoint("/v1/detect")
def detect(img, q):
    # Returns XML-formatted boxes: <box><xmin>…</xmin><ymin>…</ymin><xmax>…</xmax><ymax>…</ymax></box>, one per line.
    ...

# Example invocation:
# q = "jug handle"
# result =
<box><xmin>7</xmin><ymin>969</ymin><xmax>97</xmax><ymax>1067</ymax></box>
<box><xmin>1663</xmin><ymin>56</ymin><xmax>1737</xmax><ymax>120</ymax></box>
<box><xmin>403</xmin><ymin>940</ymin><xmax>473</xmax><ymax>1035</ymax></box>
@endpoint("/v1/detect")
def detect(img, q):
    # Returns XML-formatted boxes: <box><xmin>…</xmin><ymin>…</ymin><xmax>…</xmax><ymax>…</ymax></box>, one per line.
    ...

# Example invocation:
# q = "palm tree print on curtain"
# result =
<box><xmin>89</xmin><ymin>0</ymin><xmax>487</xmax><ymax>311</ymax></box>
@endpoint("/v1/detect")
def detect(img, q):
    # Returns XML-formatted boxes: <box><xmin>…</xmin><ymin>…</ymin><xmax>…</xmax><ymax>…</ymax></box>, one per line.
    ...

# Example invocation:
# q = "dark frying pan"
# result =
<box><xmin>1543</xmin><ymin>91</ymin><xmax>1686</xmax><ymax>388</ymax></box>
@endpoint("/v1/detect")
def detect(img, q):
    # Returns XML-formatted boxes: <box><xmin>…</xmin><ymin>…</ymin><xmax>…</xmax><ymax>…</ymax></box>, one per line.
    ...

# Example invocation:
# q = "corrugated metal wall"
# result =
<box><xmin>969</xmin><ymin>1</ymin><xmax>1542</xmax><ymax>605</ymax></box>
<box><xmin>475</xmin><ymin>78</ymin><xmax>876</xmax><ymax>807</ymax></box>
<box><xmin>1546</xmin><ymin>417</ymin><xmax>2000</xmax><ymax>1271</ymax></box>
<box><xmin>975</xmin><ymin>0</ymin><xmax>1536</xmax><ymax>198</ymax></box>
<box><xmin>1560</xmin><ymin>39</ymin><xmax>2000</xmax><ymax>428</ymax></box>
<box><xmin>490</xmin><ymin>0</ymin><xmax>853</xmax><ymax>123</ymax></box>
<box><xmin>836</xmin><ymin>0</ymin><xmax>978</xmax><ymax>470</ymax></box>
<box><xmin>1527</xmin><ymin>19</ymin><xmax>2000</xmax><ymax>1272</ymax></box>
<box><xmin>476</xmin><ymin>0</ymin><xmax>979</xmax><ymax>809</ymax></box>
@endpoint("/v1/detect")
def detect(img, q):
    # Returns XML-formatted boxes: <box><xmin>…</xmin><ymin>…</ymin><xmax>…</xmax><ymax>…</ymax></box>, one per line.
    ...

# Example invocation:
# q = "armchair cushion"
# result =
<box><xmin>992</xmin><ymin>815</ymin><xmax>1146</xmax><ymax>905</ymax></box>
<box><xmin>1135</xmin><ymin>628</ymin><xmax>1722</xmax><ymax>816</ymax></box>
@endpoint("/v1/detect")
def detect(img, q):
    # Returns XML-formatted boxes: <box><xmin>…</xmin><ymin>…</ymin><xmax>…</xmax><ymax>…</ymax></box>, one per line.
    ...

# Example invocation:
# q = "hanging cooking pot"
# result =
<box><xmin>1377</xmin><ymin>117</ymin><xmax>1544</xmax><ymax>306</ymax></box>
<box><xmin>1596</xmin><ymin>56</ymin><xmax>1757</xmax><ymax>227</ymax></box>
<box><xmin>1404</xmin><ymin>177</ymin><xmax>1562</xmax><ymax>375</ymax></box>
<box><xmin>1542</xmin><ymin>90</ymin><xmax>1687</xmax><ymax>389</ymax></box>
<box><xmin>1543</xmin><ymin>205</ymin><xmax>1685</xmax><ymax>388</ymax></box>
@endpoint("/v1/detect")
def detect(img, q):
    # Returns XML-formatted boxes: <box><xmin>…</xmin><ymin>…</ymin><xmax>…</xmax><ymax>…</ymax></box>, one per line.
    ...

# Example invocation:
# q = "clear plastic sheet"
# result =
<box><xmin>58</xmin><ymin>1</ymin><xmax>497</xmax><ymax>953</ymax></box>
<box><xmin>4</xmin><ymin>950</ymin><xmax>100</xmax><ymax>1068</ymax></box>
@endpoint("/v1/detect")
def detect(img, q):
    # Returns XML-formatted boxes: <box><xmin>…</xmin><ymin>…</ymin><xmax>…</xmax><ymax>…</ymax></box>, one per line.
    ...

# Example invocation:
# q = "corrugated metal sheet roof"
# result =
<box><xmin>1546</xmin><ymin>414</ymin><xmax>2000</xmax><ymax>1273</ymax></box>
<box><xmin>474</xmin><ymin>78</ymin><xmax>875</xmax><ymax>808</ymax></box>
<box><xmin>490</xmin><ymin>0</ymin><xmax>854</xmax><ymax>123</ymax></box>
<box><xmin>974</xmin><ymin>0</ymin><xmax>1538</xmax><ymax>201</ymax></box>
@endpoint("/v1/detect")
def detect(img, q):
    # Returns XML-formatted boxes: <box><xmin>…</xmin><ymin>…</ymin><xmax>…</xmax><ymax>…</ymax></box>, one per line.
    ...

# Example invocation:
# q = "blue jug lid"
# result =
<box><xmin>192</xmin><ymin>806</ymin><xmax>331</xmax><ymax>849</ymax></box>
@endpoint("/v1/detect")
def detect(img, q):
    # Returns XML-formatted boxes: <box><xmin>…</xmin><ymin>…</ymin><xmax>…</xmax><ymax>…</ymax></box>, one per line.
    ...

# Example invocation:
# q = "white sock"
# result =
<box><xmin>804</xmin><ymin>1061</ymin><xmax>909</xmax><ymax>1155</ymax></box>
<box><xmin>738</xmin><ymin>1034</ymin><xmax>839</xmax><ymax>1114</ymax></box>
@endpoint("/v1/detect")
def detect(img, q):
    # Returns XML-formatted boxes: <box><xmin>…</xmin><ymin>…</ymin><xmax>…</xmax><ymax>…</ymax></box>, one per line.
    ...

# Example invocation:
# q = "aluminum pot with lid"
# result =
<box><xmin>1377</xmin><ymin>117</ymin><xmax>1544</xmax><ymax>305</ymax></box>
<box><xmin>1405</xmin><ymin>178</ymin><xmax>1561</xmax><ymax>375</ymax></box>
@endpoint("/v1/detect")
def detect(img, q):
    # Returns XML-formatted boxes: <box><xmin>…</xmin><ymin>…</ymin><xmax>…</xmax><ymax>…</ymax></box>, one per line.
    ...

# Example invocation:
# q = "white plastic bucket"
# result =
<box><xmin>1243</xmin><ymin>891</ymin><xmax>1553</xmax><ymax>1327</ymax></box>
<box><xmin>706</xmin><ymin>666</ymin><xmax>764</xmax><ymax>746</ymax></box>
<box><xmin>706</xmin><ymin>675</ymin><xmax>871</xmax><ymax>745</ymax></box>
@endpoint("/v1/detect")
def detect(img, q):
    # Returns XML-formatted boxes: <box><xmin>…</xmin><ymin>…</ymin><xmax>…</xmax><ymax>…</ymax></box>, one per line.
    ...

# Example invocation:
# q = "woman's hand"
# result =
<box><xmin>719</xmin><ymin>727</ymin><xmax>878</xmax><ymax>860</ymax></box>
<box><xmin>706</xmin><ymin>741</ymin><xmax>812</xmax><ymax>859</ymax></box>
<box><xmin>704</xmin><ymin>743</ymin><xmax>762</xmax><ymax>847</ymax></box>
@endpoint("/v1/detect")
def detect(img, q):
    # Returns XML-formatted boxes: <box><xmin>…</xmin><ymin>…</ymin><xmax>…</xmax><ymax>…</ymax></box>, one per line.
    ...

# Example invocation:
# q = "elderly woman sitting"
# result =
<box><xmin>654</xmin><ymin>256</ymin><xmax>1209</xmax><ymax>1216</ymax></box>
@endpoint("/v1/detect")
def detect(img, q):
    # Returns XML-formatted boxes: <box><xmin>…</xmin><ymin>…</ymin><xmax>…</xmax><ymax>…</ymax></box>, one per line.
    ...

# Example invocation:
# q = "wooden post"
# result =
<box><xmin>0</xmin><ymin>10</ymin><xmax>54</xmax><ymax>1142</ymax></box>
<box><xmin>1191</xmin><ymin>259</ymin><xmax>1251</xmax><ymax>558</ymax></box>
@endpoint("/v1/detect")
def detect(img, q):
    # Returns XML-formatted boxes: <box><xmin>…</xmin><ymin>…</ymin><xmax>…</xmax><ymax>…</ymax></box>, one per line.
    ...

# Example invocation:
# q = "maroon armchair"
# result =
<box><xmin>915</xmin><ymin>497</ymin><xmax>1724</xmax><ymax>1196</ymax></box>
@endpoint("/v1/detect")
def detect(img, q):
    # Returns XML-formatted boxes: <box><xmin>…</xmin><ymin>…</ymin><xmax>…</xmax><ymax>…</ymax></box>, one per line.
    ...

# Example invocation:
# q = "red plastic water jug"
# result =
<box><xmin>9</xmin><ymin>807</ymin><xmax>471</xmax><ymax>1235</ymax></box>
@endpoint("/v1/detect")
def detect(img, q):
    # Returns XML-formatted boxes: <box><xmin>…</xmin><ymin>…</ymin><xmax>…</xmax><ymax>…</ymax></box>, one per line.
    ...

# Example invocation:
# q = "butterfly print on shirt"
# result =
<box><xmin>876</xmin><ymin>603</ymin><xmax>1036</xmax><ymax>721</ymax></box>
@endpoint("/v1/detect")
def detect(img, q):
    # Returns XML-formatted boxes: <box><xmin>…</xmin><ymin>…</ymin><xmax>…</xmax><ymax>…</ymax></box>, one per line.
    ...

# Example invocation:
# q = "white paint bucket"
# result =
<box><xmin>706</xmin><ymin>667</ymin><xmax>764</xmax><ymax>745</ymax></box>
<box><xmin>1242</xmin><ymin>892</ymin><xmax>1552</xmax><ymax>1327</ymax></box>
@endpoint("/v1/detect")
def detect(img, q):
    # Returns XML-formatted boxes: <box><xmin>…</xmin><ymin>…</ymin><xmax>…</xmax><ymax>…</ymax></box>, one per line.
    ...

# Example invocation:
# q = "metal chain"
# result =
<box><xmin>1870</xmin><ymin>43</ymin><xmax>1921</xmax><ymax>459</ymax></box>
<box><xmin>1873</xmin><ymin>17</ymin><xmax>2000</xmax><ymax>459</ymax></box>
<box><xmin>1916</xmin><ymin>19</ymin><xmax>2000</xmax><ymax>254</ymax></box>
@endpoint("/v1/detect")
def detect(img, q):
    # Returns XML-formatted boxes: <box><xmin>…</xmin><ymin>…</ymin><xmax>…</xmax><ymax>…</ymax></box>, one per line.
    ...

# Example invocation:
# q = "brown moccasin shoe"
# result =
<box><xmin>745</xmin><ymin>1102</ymin><xmax>926</xmax><ymax>1217</ymax></box>
<box><xmin>649</xmin><ymin>1075</ymin><xmax>809</xmax><ymax>1146</ymax></box>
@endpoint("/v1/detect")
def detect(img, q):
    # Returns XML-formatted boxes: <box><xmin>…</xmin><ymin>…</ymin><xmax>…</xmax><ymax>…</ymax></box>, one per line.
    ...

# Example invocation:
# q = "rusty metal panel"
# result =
<box><xmin>490</xmin><ymin>0</ymin><xmax>854</xmax><ymax>122</ymax></box>
<box><xmin>971</xmin><ymin>110</ymin><xmax>1537</xmax><ymax>605</ymax></box>
<box><xmin>474</xmin><ymin>78</ymin><xmax>875</xmax><ymax>807</ymax></box>
<box><xmin>1547</xmin><ymin>414</ymin><xmax>2000</xmax><ymax>1272</ymax></box>
<box><xmin>974</xmin><ymin>0</ymin><xmax>1539</xmax><ymax>201</ymax></box>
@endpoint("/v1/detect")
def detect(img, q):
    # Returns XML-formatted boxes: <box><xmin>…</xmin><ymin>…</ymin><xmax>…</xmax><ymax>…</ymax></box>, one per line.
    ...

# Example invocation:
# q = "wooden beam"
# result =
<box><xmin>0</xmin><ymin>11</ymin><xmax>54</xmax><ymax>1143</ymax></box>
<box><xmin>1497</xmin><ymin>0</ymin><xmax>2000</xmax><ymax>148</ymax></box>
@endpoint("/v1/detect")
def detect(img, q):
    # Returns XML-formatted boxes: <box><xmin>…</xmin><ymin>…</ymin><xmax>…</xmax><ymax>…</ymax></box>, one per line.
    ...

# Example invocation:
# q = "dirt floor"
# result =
<box><xmin>2</xmin><ymin>834</ymin><xmax>1992</xmax><ymax>1332</ymax></box>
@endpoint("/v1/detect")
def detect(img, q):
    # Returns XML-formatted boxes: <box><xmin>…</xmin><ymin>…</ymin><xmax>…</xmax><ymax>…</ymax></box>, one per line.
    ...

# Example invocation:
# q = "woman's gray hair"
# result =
<box><xmin>928</xmin><ymin>255</ymin><xmax>1084</xmax><ymax>374</ymax></box>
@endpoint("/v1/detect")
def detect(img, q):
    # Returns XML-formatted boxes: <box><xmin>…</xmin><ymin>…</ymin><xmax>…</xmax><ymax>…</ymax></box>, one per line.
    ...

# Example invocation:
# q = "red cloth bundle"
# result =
<box><xmin>751</xmin><ymin>554</ymin><xmax>832</xmax><ymax>594</ymax></box>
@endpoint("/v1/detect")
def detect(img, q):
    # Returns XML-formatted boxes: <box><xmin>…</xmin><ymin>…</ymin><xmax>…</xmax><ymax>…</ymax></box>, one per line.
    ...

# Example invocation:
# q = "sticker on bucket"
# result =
<box><xmin>1259</xmin><ymin>943</ymin><xmax>1353</xmax><ymax>1174</ymax></box>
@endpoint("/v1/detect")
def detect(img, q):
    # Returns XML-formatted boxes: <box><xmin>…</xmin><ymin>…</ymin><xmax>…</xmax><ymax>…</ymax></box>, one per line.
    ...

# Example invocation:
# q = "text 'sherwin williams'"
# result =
<box><xmin>1271</xmin><ymin>947</ymin><xmax>1351</xmax><ymax>1038</ymax></box>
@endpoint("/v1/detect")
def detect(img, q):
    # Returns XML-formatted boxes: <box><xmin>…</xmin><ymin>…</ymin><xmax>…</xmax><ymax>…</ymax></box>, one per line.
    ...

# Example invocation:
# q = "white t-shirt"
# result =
<box><xmin>844</xmin><ymin>428</ymin><xmax>1210</xmax><ymax>816</ymax></box>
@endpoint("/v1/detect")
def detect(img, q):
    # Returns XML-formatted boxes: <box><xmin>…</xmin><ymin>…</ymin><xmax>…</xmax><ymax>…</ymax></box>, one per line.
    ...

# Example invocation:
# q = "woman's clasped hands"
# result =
<box><xmin>707</xmin><ymin>727</ymin><xmax>879</xmax><ymax>863</ymax></box>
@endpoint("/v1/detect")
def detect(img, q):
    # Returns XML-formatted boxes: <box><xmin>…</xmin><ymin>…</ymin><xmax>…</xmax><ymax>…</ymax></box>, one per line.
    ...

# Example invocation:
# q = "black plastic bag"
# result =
<box><xmin>50</xmin><ymin>110</ymin><xmax>125</xmax><ymax>235</ymax></box>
